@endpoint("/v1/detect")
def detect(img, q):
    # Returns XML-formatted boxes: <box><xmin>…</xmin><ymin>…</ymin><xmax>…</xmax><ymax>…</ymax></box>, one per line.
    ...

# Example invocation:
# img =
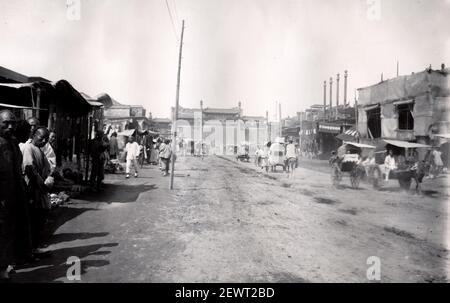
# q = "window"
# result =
<box><xmin>367</xmin><ymin>107</ymin><xmax>381</xmax><ymax>139</ymax></box>
<box><xmin>397</xmin><ymin>103</ymin><xmax>414</xmax><ymax>130</ymax></box>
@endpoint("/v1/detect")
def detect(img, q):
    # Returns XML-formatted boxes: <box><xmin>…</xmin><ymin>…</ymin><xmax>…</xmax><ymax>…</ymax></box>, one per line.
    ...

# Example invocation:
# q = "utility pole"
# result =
<box><xmin>354</xmin><ymin>89</ymin><xmax>358</xmax><ymax>142</ymax></box>
<box><xmin>396</xmin><ymin>61</ymin><xmax>399</xmax><ymax>77</ymax></box>
<box><xmin>200</xmin><ymin>99</ymin><xmax>203</xmax><ymax>160</ymax></box>
<box><xmin>170</xmin><ymin>20</ymin><xmax>185</xmax><ymax>190</ymax></box>
<box><xmin>329</xmin><ymin>77</ymin><xmax>333</xmax><ymax>120</ymax></box>
<box><xmin>323</xmin><ymin>81</ymin><xmax>327</xmax><ymax>122</ymax></box>
<box><xmin>336</xmin><ymin>73</ymin><xmax>340</xmax><ymax>118</ymax></box>
<box><xmin>279</xmin><ymin>102</ymin><xmax>282</xmax><ymax>137</ymax></box>
<box><xmin>343</xmin><ymin>70</ymin><xmax>348</xmax><ymax>106</ymax></box>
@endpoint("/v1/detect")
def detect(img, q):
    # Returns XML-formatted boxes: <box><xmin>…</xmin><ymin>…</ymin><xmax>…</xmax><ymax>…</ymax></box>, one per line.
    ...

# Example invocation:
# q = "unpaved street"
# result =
<box><xmin>14</xmin><ymin>155</ymin><xmax>450</xmax><ymax>282</ymax></box>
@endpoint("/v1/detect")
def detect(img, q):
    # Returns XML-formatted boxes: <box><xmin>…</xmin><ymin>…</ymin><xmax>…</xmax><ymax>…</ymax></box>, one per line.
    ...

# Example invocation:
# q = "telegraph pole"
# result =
<box><xmin>200</xmin><ymin>100</ymin><xmax>204</xmax><ymax>160</ymax></box>
<box><xmin>329</xmin><ymin>77</ymin><xmax>333</xmax><ymax>120</ymax></box>
<box><xmin>170</xmin><ymin>20</ymin><xmax>185</xmax><ymax>190</ymax></box>
<box><xmin>336</xmin><ymin>73</ymin><xmax>340</xmax><ymax>118</ymax></box>
<box><xmin>323</xmin><ymin>81</ymin><xmax>327</xmax><ymax>121</ymax></box>
<box><xmin>343</xmin><ymin>70</ymin><xmax>348</xmax><ymax>106</ymax></box>
<box><xmin>279</xmin><ymin>102</ymin><xmax>282</xmax><ymax>137</ymax></box>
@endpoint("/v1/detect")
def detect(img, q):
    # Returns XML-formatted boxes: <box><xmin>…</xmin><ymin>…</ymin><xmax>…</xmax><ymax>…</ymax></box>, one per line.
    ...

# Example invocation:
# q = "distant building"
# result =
<box><xmin>172</xmin><ymin>102</ymin><xmax>267</xmax><ymax>154</ymax></box>
<box><xmin>296</xmin><ymin>103</ymin><xmax>356</xmax><ymax>159</ymax></box>
<box><xmin>356</xmin><ymin>66</ymin><xmax>450</xmax><ymax>146</ymax></box>
<box><xmin>97</xmin><ymin>93</ymin><xmax>149</xmax><ymax>133</ymax></box>
<box><xmin>150</xmin><ymin>117</ymin><xmax>172</xmax><ymax>137</ymax></box>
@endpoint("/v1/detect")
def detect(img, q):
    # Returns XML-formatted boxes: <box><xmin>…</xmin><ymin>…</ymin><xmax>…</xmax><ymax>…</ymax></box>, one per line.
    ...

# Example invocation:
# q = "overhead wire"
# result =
<box><xmin>172</xmin><ymin>0</ymin><xmax>180</xmax><ymax>26</ymax></box>
<box><xmin>165</xmin><ymin>0</ymin><xmax>179</xmax><ymax>43</ymax></box>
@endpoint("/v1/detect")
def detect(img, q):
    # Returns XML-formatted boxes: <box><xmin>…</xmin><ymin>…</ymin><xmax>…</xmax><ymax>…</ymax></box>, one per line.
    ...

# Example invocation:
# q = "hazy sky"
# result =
<box><xmin>1</xmin><ymin>0</ymin><xmax>449</xmax><ymax>119</ymax></box>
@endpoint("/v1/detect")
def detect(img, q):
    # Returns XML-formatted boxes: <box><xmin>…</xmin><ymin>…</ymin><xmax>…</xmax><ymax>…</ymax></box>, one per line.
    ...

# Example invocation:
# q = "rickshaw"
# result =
<box><xmin>236</xmin><ymin>142</ymin><xmax>250</xmax><ymax>162</ymax></box>
<box><xmin>367</xmin><ymin>139</ymin><xmax>431</xmax><ymax>190</ymax></box>
<box><xmin>330</xmin><ymin>142</ymin><xmax>376</xmax><ymax>188</ymax></box>
<box><xmin>269</xmin><ymin>137</ymin><xmax>286</xmax><ymax>172</ymax></box>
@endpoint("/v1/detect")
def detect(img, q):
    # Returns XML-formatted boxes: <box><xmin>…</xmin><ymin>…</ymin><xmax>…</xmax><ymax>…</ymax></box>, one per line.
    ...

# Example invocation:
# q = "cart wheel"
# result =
<box><xmin>350</xmin><ymin>171</ymin><xmax>360</xmax><ymax>189</ymax></box>
<box><xmin>398</xmin><ymin>178</ymin><xmax>412</xmax><ymax>190</ymax></box>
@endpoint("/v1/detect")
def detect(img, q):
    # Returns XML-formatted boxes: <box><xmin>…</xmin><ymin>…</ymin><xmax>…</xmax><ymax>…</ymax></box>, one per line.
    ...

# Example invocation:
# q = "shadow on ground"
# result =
<box><xmin>81</xmin><ymin>184</ymin><xmax>157</xmax><ymax>203</ymax></box>
<box><xmin>47</xmin><ymin>232</ymin><xmax>109</xmax><ymax>245</ymax></box>
<box><xmin>13</xmin><ymin>243</ymin><xmax>118</xmax><ymax>282</ymax></box>
<box><xmin>44</xmin><ymin>206</ymin><xmax>99</xmax><ymax>243</ymax></box>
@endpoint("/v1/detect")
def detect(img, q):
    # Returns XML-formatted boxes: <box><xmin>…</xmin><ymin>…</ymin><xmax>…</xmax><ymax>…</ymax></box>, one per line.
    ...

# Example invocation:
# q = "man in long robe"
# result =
<box><xmin>22</xmin><ymin>127</ymin><xmax>53</xmax><ymax>255</ymax></box>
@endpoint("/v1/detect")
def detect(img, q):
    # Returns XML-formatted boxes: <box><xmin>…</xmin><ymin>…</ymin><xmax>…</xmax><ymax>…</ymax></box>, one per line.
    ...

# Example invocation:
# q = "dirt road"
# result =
<box><xmin>14</xmin><ymin>155</ymin><xmax>450</xmax><ymax>282</ymax></box>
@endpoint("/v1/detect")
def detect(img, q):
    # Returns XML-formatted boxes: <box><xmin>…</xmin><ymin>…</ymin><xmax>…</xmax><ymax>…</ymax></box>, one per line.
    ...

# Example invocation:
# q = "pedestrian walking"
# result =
<box><xmin>285</xmin><ymin>140</ymin><xmax>297</xmax><ymax>177</ymax></box>
<box><xmin>125</xmin><ymin>136</ymin><xmax>140</xmax><ymax>178</ymax></box>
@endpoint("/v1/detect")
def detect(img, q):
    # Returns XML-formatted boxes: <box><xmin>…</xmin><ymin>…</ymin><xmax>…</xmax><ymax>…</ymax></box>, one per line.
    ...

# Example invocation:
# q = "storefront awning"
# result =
<box><xmin>364</xmin><ymin>104</ymin><xmax>380</xmax><ymax>111</ymax></box>
<box><xmin>393</xmin><ymin>99</ymin><xmax>414</xmax><ymax>106</ymax></box>
<box><xmin>117</xmin><ymin>129</ymin><xmax>136</xmax><ymax>137</ymax></box>
<box><xmin>318</xmin><ymin>123</ymin><xmax>341</xmax><ymax>134</ymax></box>
<box><xmin>343</xmin><ymin>142</ymin><xmax>376</xmax><ymax>149</ymax></box>
<box><xmin>435</xmin><ymin>134</ymin><xmax>450</xmax><ymax>139</ymax></box>
<box><xmin>383</xmin><ymin>139</ymin><xmax>431</xmax><ymax>148</ymax></box>
<box><xmin>87</xmin><ymin>100</ymin><xmax>104</xmax><ymax>107</ymax></box>
<box><xmin>0</xmin><ymin>102</ymin><xmax>47</xmax><ymax>111</ymax></box>
<box><xmin>336</xmin><ymin>127</ymin><xmax>359</xmax><ymax>141</ymax></box>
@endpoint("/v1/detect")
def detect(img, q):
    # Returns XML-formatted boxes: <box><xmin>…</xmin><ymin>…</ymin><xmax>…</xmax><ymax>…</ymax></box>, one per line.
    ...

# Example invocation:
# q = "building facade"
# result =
<box><xmin>356</xmin><ymin>67</ymin><xmax>450</xmax><ymax>146</ymax></box>
<box><xmin>172</xmin><ymin>102</ymin><xmax>267</xmax><ymax>155</ymax></box>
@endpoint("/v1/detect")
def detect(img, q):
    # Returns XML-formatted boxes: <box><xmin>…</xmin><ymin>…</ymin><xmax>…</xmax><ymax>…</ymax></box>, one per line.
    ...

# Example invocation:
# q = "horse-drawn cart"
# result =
<box><xmin>367</xmin><ymin>139</ymin><xmax>431</xmax><ymax>190</ymax></box>
<box><xmin>330</xmin><ymin>142</ymin><xmax>375</xmax><ymax>188</ymax></box>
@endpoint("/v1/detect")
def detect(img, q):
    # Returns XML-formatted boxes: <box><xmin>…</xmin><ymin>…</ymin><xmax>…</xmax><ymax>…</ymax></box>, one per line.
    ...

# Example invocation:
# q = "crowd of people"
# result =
<box><xmin>0</xmin><ymin>110</ymin><xmax>58</xmax><ymax>281</ymax></box>
<box><xmin>329</xmin><ymin>144</ymin><xmax>446</xmax><ymax>184</ymax></box>
<box><xmin>91</xmin><ymin>130</ymin><xmax>174</xmax><ymax>187</ymax></box>
<box><xmin>0</xmin><ymin>110</ymin><xmax>178</xmax><ymax>281</ymax></box>
<box><xmin>254</xmin><ymin>139</ymin><xmax>299</xmax><ymax>174</ymax></box>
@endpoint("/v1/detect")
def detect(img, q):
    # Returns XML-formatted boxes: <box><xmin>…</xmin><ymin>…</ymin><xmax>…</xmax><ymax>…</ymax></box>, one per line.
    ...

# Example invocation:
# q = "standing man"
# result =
<box><xmin>22</xmin><ymin>127</ymin><xmax>53</xmax><ymax>257</ymax></box>
<box><xmin>0</xmin><ymin>110</ymin><xmax>32</xmax><ymax>280</ymax></box>
<box><xmin>26</xmin><ymin>117</ymin><xmax>40</xmax><ymax>139</ymax></box>
<box><xmin>125</xmin><ymin>136</ymin><xmax>140</xmax><ymax>178</ymax></box>
<box><xmin>109</xmin><ymin>132</ymin><xmax>119</xmax><ymax>160</ymax></box>
<box><xmin>89</xmin><ymin>130</ymin><xmax>108</xmax><ymax>191</ymax></box>
<box><xmin>431</xmin><ymin>147</ymin><xmax>444</xmax><ymax>178</ymax></box>
<box><xmin>285</xmin><ymin>139</ymin><xmax>298</xmax><ymax>176</ymax></box>
<box><xmin>41</xmin><ymin>131</ymin><xmax>57</xmax><ymax>172</ymax></box>
<box><xmin>159</xmin><ymin>139</ymin><xmax>172</xmax><ymax>176</ymax></box>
